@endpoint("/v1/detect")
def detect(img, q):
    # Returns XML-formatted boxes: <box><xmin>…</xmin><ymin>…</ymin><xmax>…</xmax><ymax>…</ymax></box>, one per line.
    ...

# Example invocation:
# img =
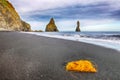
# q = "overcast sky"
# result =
<box><xmin>9</xmin><ymin>0</ymin><xmax>120</xmax><ymax>31</ymax></box>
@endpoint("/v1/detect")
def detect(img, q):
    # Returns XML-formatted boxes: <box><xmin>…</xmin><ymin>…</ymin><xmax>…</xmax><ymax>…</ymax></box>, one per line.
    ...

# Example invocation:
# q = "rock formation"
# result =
<box><xmin>75</xmin><ymin>21</ymin><xmax>81</xmax><ymax>32</ymax></box>
<box><xmin>21</xmin><ymin>21</ymin><xmax>31</xmax><ymax>31</ymax></box>
<box><xmin>45</xmin><ymin>18</ymin><xmax>59</xmax><ymax>32</ymax></box>
<box><xmin>34</xmin><ymin>30</ymin><xmax>43</xmax><ymax>32</ymax></box>
<box><xmin>0</xmin><ymin>0</ymin><xmax>31</xmax><ymax>31</ymax></box>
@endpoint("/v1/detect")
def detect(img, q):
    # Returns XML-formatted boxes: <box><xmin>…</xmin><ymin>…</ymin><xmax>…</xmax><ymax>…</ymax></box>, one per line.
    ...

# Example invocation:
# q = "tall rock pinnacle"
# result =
<box><xmin>75</xmin><ymin>21</ymin><xmax>81</xmax><ymax>32</ymax></box>
<box><xmin>45</xmin><ymin>18</ymin><xmax>59</xmax><ymax>32</ymax></box>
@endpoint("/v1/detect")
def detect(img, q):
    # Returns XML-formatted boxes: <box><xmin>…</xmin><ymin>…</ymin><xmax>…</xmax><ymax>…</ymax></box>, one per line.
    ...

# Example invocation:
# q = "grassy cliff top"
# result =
<box><xmin>0</xmin><ymin>0</ymin><xmax>20</xmax><ymax>19</ymax></box>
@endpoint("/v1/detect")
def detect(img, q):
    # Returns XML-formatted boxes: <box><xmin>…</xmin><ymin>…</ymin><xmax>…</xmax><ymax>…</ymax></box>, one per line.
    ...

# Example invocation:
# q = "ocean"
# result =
<box><xmin>22</xmin><ymin>32</ymin><xmax>120</xmax><ymax>51</ymax></box>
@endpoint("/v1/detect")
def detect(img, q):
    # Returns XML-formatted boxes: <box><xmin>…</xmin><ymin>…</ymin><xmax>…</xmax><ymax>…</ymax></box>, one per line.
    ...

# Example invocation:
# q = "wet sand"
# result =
<box><xmin>0</xmin><ymin>32</ymin><xmax>120</xmax><ymax>80</ymax></box>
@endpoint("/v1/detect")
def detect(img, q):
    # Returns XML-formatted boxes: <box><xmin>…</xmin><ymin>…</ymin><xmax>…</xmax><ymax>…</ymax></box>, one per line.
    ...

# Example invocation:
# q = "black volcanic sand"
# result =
<box><xmin>0</xmin><ymin>32</ymin><xmax>120</xmax><ymax>80</ymax></box>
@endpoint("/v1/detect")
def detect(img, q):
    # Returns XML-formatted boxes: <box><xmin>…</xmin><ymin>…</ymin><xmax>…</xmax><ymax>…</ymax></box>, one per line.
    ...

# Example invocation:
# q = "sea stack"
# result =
<box><xmin>45</xmin><ymin>18</ymin><xmax>59</xmax><ymax>32</ymax></box>
<box><xmin>75</xmin><ymin>21</ymin><xmax>81</xmax><ymax>32</ymax></box>
<box><xmin>0</xmin><ymin>0</ymin><xmax>31</xmax><ymax>31</ymax></box>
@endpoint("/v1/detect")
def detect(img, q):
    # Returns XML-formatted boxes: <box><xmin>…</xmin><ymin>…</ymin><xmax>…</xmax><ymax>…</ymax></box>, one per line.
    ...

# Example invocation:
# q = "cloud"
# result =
<box><xmin>21</xmin><ymin>2</ymin><xmax>120</xmax><ymax>22</ymax></box>
<box><xmin>109</xmin><ymin>9</ymin><xmax>120</xmax><ymax>20</ymax></box>
<box><xmin>25</xmin><ymin>3</ymin><xmax>110</xmax><ymax>20</ymax></box>
<box><xmin>27</xmin><ymin>21</ymin><xmax>48</xmax><ymax>31</ymax></box>
<box><xmin>9</xmin><ymin>0</ymin><xmax>120</xmax><ymax>14</ymax></box>
<box><xmin>9</xmin><ymin>0</ymin><xmax>120</xmax><ymax>31</ymax></box>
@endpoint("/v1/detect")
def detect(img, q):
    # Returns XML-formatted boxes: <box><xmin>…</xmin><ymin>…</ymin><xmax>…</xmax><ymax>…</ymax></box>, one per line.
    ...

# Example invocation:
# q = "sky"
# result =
<box><xmin>9</xmin><ymin>0</ymin><xmax>120</xmax><ymax>31</ymax></box>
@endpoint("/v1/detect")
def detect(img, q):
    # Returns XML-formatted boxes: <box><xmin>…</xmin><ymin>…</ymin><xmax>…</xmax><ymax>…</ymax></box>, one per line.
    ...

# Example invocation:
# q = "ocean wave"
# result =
<box><xmin>22</xmin><ymin>32</ymin><xmax>120</xmax><ymax>51</ymax></box>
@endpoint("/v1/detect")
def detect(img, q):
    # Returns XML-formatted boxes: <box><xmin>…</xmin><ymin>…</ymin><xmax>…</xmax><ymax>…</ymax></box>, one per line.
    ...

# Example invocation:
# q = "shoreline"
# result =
<box><xmin>22</xmin><ymin>32</ymin><xmax>120</xmax><ymax>51</ymax></box>
<box><xmin>0</xmin><ymin>32</ymin><xmax>120</xmax><ymax>80</ymax></box>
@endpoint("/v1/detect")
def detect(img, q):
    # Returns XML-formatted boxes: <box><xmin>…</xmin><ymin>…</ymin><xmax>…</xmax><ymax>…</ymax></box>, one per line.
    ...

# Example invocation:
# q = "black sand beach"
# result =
<box><xmin>0</xmin><ymin>32</ymin><xmax>120</xmax><ymax>80</ymax></box>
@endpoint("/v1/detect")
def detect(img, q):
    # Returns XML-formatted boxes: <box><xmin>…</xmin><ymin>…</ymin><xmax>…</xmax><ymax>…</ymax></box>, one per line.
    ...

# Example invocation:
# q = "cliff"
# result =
<box><xmin>0</xmin><ymin>0</ymin><xmax>31</xmax><ymax>31</ymax></box>
<box><xmin>21</xmin><ymin>21</ymin><xmax>31</xmax><ymax>31</ymax></box>
<box><xmin>75</xmin><ymin>21</ymin><xmax>81</xmax><ymax>32</ymax></box>
<box><xmin>45</xmin><ymin>18</ymin><xmax>59</xmax><ymax>32</ymax></box>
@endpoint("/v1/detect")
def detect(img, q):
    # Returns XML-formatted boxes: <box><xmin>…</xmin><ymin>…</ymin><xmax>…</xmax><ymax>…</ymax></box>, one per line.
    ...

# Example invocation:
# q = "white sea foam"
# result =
<box><xmin>21</xmin><ymin>32</ymin><xmax>120</xmax><ymax>51</ymax></box>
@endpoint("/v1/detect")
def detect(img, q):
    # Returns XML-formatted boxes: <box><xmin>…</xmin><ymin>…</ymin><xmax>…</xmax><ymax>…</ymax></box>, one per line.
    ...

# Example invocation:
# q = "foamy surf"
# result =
<box><xmin>21</xmin><ymin>32</ymin><xmax>120</xmax><ymax>51</ymax></box>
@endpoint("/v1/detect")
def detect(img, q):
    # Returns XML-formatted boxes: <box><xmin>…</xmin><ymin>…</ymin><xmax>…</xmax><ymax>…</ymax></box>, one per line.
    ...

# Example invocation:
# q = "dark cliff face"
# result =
<box><xmin>45</xmin><ymin>18</ymin><xmax>59</xmax><ymax>32</ymax></box>
<box><xmin>75</xmin><ymin>21</ymin><xmax>81</xmax><ymax>32</ymax></box>
<box><xmin>0</xmin><ymin>0</ymin><xmax>31</xmax><ymax>31</ymax></box>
